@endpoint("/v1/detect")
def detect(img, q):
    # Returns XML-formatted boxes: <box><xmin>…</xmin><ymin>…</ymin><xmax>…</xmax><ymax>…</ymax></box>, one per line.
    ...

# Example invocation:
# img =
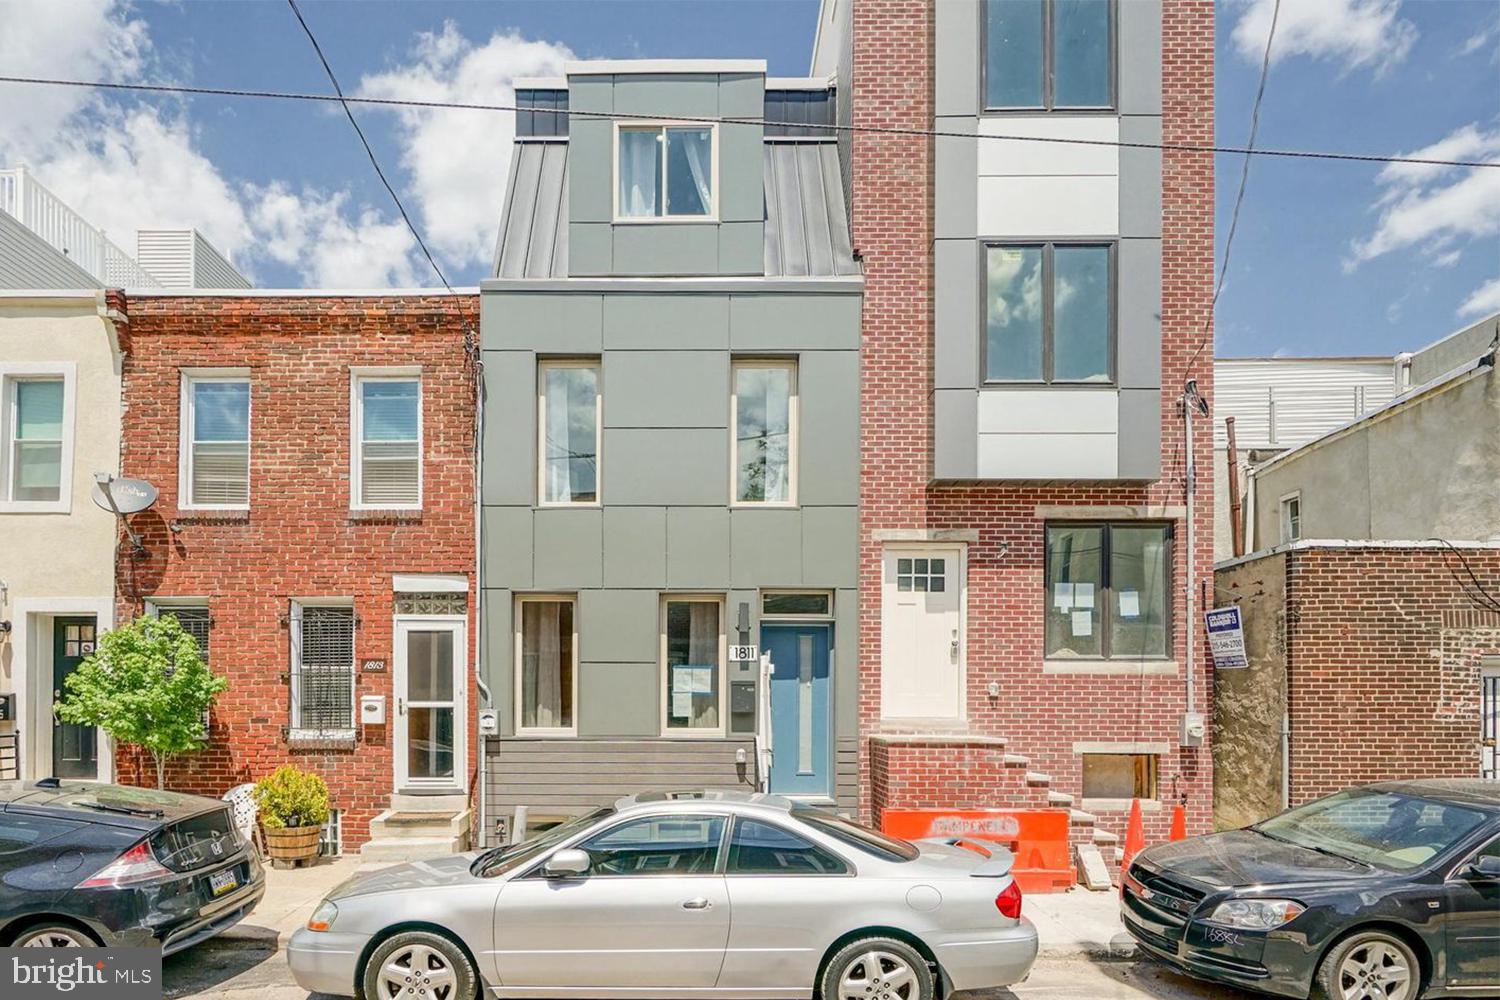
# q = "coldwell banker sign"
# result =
<box><xmin>1205</xmin><ymin>606</ymin><xmax>1249</xmax><ymax>670</ymax></box>
<box><xmin>3</xmin><ymin>949</ymin><xmax>160</xmax><ymax>1000</ymax></box>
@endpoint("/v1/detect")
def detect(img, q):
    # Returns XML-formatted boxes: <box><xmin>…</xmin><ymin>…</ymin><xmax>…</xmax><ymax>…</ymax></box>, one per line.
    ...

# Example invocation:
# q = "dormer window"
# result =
<box><xmin>616</xmin><ymin>124</ymin><xmax>716</xmax><ymax>220</ymax></box>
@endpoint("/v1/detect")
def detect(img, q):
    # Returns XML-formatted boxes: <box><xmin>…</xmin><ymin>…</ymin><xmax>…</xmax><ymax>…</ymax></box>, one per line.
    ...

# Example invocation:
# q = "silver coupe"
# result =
<box><xmin>287</xmin><ymin>790</ymin><xmax>1038</xmax><ymax>1000</ymax></box>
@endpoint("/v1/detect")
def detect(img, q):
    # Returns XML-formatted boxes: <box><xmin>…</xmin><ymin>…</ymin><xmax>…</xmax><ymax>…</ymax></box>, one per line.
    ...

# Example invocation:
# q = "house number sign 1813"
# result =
<box><xmin>362</xmin><ymin>659</ymin><xmax>387</xmax><ymax>672</ymax></box>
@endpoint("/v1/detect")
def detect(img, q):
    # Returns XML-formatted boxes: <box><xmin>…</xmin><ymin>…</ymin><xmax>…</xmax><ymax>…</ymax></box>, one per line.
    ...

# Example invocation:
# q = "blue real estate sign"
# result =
<box><xmin>1205</xmin><ymin>606</ymin><xmax>1248</xmax><ymax>669</ymax></box>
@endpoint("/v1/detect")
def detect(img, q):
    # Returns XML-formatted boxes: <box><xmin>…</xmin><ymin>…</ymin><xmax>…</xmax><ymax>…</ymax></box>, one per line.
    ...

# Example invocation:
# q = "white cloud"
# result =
<box><xmin>1231</xmin><ymin>0</ymin><xmax>1418</xmax><ymax>76</ymax></box>
<box><xmin>1458</xmin><ymin>277</ymin><xmax>1500</xmax><ymax>319</ymax></box>
<box><xmin>1345</xmin><ymin>123</ymin><xmax>1500</xmax><ymax>270</ymax></box>
<box><xmin>355</xmin><ymin>23</ymin><xmax>573</xmax><ymax>270</ymax></box>
<box><xmin>1457</xmin><ymin>20</ymin><xmax>1498</xmax><ymax>59</ymax></box>
<box><xmin>249</xmin><ymin>182</ymin><xmax>420</xmax><ymax>288</ymax></box>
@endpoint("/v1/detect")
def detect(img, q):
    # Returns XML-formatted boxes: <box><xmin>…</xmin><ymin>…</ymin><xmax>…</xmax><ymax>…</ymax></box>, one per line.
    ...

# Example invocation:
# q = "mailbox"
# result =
<box><xmin>0</xmin><ymin>692</ymin><xmax>13</xmax><ymax>722</ymax></box>
<box><xmin>360</xmin><ymin>695</ymin><xmax>386</xmax><ymax>726</ymax></box>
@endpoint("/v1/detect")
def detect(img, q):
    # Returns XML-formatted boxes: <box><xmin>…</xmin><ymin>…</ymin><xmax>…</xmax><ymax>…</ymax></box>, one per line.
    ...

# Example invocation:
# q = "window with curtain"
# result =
<box><xmin>184</xmin><ymin>376</ymin><xmax>250</xmax><ymax>507</ymax></box>
<box><xmin>984</xmin><ymin>0</ymin><xmax>1113</xmax><ymax>110</ymax></box>
<box><xmin>617</xmin><ymin>125</ymin><xmax>714</xmax><ymax>219</ymax></box>
<box><xmin>291</xmin><ymin>603</ymin><xmax>355</xmax><ymax>734</ymax></box>
<box><xmin>519</xmin><ymin>598</ymin><xmax>575</xmax><ymax>733</ymax></box>
<box><xmin>1045</xmin><ymin>523</ymin><xmax>1169</xmax><ymax>660</ymax></box>
<box><xmin>663</xmin><ymin>599</ymin><xmax>722</xmax><ymax>732</ymax></box>
<box><xmin>539</xmin><ymin>362</ymin><xmax>600</xmax><ymax>504</ymax></box>
<box><xmin>733</xmin><ymin>362</ymin><xmax>796</xmax><ymax>504</ymax></box>
<box><xmin>4</xmin><ymin>378</ymin><xmax>64</xmax><ymax>503</ymax></box>
<box><xmin>354</xmin><ymin>376</ymin><xmax>420</xmax><ymax>508</ymax></box>
<box><xmin>986</xmin><ymin>243</ymin><xmax>1112</xmax><ymax>383</ymax></box>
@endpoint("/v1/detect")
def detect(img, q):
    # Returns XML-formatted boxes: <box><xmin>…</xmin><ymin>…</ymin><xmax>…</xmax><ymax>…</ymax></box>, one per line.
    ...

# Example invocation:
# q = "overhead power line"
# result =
<box><xmin>3</xmin><ymin>74</ymin><xmax>1498</xmax><ymax>170</ymax></box>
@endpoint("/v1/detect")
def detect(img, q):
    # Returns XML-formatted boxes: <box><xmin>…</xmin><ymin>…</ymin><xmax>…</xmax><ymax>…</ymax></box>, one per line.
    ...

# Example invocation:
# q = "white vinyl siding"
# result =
<box><xmin>289</xmin><ymin>602</ymin><xmax>356</xmax><ymax>739</ymax></box>
<box><xmin>0</xmin><ymin>365</ymin><xmax>75</xmax><ymax>513</ymax></box>
<box><xmin>1213</xmin><ymin>359</ymin><xmax>1396</xmax><ymax>451</ymax></box>
<box><xmin>180</xmin><ymin>372</ymin><xmax>250</xmax><ymax>509</ymax></box>
<box><xmin>351</xmin><ymin>370</ymin><xmax>421</xmax><ymax>509</ymax></box>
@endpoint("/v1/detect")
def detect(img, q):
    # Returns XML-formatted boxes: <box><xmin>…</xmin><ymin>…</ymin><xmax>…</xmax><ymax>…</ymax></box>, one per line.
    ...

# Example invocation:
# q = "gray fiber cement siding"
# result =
<box><xmin>481</xmin><ymin>286</ymin><xmax>861</xmax><ymax>819</ymax></box>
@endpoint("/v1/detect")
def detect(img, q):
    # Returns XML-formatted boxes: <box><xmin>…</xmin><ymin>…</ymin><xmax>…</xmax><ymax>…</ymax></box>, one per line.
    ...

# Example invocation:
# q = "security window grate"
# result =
<box><xmin>164</xmin><ymin>606</ymin><xmax>211</xmax><ymax>663</ymax></box>
<box><xmin>293</xmin><ymin>606</ymin><xmax>355</xmax><ymax>733</ymax></box>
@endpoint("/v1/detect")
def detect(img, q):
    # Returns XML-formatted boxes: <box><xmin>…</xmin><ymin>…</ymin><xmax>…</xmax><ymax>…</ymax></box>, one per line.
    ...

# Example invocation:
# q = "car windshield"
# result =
<box><xmin>792</xmin><ymin>807</ymin><xmax>919</xmax><ymax>862</ymax></box>
<box><xmin>471</xmin><ymin>807</ymin><xmax>614</xmax><ymax>878</ymax></box>
<box><xmin>1253</xmin><ymin>789</ymin><xmax>1489</xmax><ymax>871</ymax></box>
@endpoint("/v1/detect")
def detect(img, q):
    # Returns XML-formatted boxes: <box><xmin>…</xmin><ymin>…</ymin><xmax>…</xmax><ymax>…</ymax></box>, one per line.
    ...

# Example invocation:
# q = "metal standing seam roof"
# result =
<box><xmin>491</xmin><ymin>140</ymin><xmax>857</xmax><ymax>279</ymax></box>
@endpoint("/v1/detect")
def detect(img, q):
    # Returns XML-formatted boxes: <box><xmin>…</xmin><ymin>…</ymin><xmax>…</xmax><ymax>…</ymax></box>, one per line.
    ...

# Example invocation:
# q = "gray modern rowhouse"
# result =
<box><xmin>479</xmin><ymin>60</ymin><xmax>862</xmax><ymax>844</ymax></box>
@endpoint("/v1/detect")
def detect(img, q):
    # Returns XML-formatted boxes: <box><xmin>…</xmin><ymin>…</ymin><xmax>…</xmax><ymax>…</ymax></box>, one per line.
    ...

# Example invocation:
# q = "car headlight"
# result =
<box><xmin>1206</xmin><ymin>898</ymin><xmax>1304</xmax><ymax>930</ymax></box>
<box><xmin>306</xmin><ymin>899</ymin><xmax>339</xmax><ymax>932</ymax></box>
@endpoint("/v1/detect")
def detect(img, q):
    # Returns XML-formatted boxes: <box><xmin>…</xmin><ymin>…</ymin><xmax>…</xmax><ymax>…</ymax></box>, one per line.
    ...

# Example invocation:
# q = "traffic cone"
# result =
<box><xmin>1122</xmin><ymin>797</ymin><xmax>1146</xmax><ymax>872</ymax></box>
<box><xmin>1169</xmin><ymin>801</ymin><xmax>1188</xmax><ymax>841</ymax></box>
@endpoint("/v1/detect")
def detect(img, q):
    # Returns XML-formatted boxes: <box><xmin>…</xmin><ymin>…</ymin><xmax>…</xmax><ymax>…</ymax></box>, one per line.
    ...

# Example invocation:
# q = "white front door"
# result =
<box><xmin>394</xmin><ymin>619</ymin><xmax>465</xmax><ymax>791</ymax></box>
<box><xmin>880</xmin><ymin>546</ymin><xmax>964</xmax><ymax>723</ymax></box>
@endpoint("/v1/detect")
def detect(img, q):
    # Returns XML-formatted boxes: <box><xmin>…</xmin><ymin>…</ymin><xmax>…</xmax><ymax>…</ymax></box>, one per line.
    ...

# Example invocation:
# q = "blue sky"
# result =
<box><xmin>0</xmin><ymin>0</ymin><xmax>1496</xmax><ymax>357</ymax></box>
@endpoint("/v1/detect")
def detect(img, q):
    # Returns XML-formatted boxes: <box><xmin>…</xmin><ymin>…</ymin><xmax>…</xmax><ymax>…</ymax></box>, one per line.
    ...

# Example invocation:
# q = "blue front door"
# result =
<box><xmin>762</xmin><ymin>623</ymin><xmax>832</xmax><ymax>797</ymax></box>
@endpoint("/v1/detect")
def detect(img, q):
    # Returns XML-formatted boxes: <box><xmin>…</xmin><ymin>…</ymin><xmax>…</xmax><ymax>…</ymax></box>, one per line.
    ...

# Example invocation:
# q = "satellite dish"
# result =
<box><xmin>91</xmin><ymin>477</ymin><xmax>158</xmax><ymax>515</ymax></box>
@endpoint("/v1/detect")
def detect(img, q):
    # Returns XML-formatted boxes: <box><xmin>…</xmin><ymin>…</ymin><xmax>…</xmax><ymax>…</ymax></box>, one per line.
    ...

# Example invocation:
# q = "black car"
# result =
<box><xmin>1122</xmin><ymin>780</ymin><xmax>1500</xmax><ymax>1000</ymax></box>
<box><xmin>0</xmin><ymin>778</ymin><xmax>264</xmax><ymax>953</ymax></box>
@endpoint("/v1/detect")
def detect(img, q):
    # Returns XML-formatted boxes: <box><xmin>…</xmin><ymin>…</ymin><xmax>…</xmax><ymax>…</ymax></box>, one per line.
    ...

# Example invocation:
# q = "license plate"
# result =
<box><xmin>209</xmin><ymin>869</ymin><xmax>238</xmax><ymax>897</ymax></box>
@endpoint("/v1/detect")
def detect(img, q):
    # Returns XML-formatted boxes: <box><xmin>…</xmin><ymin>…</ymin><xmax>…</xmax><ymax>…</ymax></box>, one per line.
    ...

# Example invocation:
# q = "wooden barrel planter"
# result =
<box><xmin>264</xmin><ymin>826</ymin><xmax>322</xmax><ymax>868</ymax></box>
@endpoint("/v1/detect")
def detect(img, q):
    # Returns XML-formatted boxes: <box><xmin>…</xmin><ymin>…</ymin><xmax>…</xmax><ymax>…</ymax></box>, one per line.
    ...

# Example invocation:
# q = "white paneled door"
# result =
<box><xmin>880</xmin><ymin>546</ymin><xmax>964</xmax><ymax>723</ymax></box>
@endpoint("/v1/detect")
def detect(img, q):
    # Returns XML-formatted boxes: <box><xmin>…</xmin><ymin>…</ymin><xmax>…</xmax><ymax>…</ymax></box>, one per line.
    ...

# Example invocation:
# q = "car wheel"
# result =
<box><xmin>821</xmin><ymin>936</ymin><xmax>934</xmax><ymax>1000</ymax></box>
<box><xmin>1314</xmin><ymin>930</ymin><xmax>1421</xmax><ymax>1000</ymax></box>
<box><xmin>13</xmin><ymin>924</ymin><xmax>97</xmax><ymax>947</ymax></box>
<box><xmin>362</xmin><ymin>930</ymin><xmax>477</xmax><ymax>1000</ymax></box>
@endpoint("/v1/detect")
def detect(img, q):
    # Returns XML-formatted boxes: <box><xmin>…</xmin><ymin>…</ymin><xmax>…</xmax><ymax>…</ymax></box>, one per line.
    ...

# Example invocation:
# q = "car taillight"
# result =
<box><xmin>77</xmin><ymin>841</ymin><xmax>173</xmax><ymax>889</ymax></box>
<box><xmin>995</xmin><ymin>880</ymin><xmax>1022</xmax><ymax>919</ymax></box>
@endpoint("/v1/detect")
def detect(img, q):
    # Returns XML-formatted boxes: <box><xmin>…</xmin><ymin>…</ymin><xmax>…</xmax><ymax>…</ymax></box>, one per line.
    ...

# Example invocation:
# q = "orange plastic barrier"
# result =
<box><xmin>881</xmin><ymin>808</ymin><xmax>1074</xmax><ymax>893</ymax></box>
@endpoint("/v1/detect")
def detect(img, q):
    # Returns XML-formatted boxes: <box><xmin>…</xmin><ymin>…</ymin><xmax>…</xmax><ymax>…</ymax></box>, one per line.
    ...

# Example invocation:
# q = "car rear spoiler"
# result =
<box><xmin>917</xmin><ymin>837</ymin><xmax>1015</xmax><ymax>877</ymax></box>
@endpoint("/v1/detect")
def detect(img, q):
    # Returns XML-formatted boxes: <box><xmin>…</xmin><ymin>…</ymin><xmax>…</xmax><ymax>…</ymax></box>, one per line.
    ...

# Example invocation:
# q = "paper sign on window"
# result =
<box><xmin>1071</xmin><ymin>610</ymin><xmax>1093</xmax><ymax>637</ymax></box>
<box><xmin>671</xmin><ymin>692</ymin><xmax>693</xmax><ymax>719</ymax></box>
<box><xmin>1053</xmin><ymin>582</ymin><xmax>1074</xmax><ymax>611</ymax></box>
<box><xmin>1119</xmin><ymin>590</ymin><xmax>1141</xmax><ymax>619</ymax></box>
<box><xmin>690</xmin><ymin>666</ymin><xmax>714</xmax><ymax>694</ymax></box>
<box><xmin>1074</xmin><ymin>583</ymin><xmax>1095</xmax><ymax>610</ymax></box>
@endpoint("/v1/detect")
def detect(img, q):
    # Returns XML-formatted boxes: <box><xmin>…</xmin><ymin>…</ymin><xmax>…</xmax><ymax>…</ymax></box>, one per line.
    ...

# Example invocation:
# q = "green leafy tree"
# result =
<box><xmin>55</xmin><ymin>614</ymin><xmax>228</xmax><ymax>789</ymax></box>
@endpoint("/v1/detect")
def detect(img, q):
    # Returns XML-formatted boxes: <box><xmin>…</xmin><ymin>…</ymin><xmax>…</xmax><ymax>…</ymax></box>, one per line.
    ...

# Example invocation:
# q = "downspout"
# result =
<box><xmin>471</xmin><ymin>320</ymin><xmax>490</xmax><ymax>848</ymax></box>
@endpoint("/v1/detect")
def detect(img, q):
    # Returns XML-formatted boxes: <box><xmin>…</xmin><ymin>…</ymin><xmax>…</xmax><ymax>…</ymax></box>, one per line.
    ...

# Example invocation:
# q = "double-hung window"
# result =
<box><xmin>352</xmin><ymin>371</ymin><xmax>421</xmax><ymax>509</ymax></box>
<box><xmin>290</xmin><ymin>602</ymin><xmax>356</xmax><ymax>738</ymax></box>
<box><xmin>181</xmin><ymin>372</ymin><xmax>250</xmax><ymax>508</ymax></box>
<box><xmin>662</xmin><ymin>597</ymin><xmax>725</xmax><ymax>735</ymax></box>
<box><xmin>985</xmin><ymin>0</ymin><xmax>1113</xmax><ymax>110</ymax></box>
<box><xmin>731</xmin><ymin>360</ymin><xmax>797</xmax><ymax>505</ymax></box>
<box><xmin>0</xmin><ymin>368</ymin><xmax>71</xmax><ymax>510</ymax></box>
<box><xmin>1045</xmin><ymin>523</ymin><xmax>1169</xmax><ymax>660</ymax></box>
<box><xmin>985</xmin><ymin>242</ymin><xmax>1112</xmax><ymax>384</ymax></box>
<box><xmin>1280</xmin><ymin>493</ymin><xmax>1302</xmax><ymax>543</ymax></box>
<box><xmin>616</xmin><ymin>124</ymin><xmax>716</xmax><ymax>219</ymax></box>
<box><xmin>516</xmin><ymin>595</ymin><xmax>577</xmax><ymax>735</ymax></box>
<box><xmin>538</xmin><ymin>360</ymin><xmax>600</xmax><ymax>505</ymax></box>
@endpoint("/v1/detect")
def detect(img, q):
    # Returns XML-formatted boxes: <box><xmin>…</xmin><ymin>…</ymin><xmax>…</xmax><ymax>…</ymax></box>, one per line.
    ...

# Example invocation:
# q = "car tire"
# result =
<box><xmin>820</xmin><ymin>936</ymin><xmax>935</xmax><ymax>1000</ymax></box>
<box><xmin>10</xmin><ymin>923</ymin><xmax>99</xmax><ymax>947</ymax></box>
<box><xmin>1313</xmin><ymin>929</ymin><xmax>1422</xmax><ymax>1000</ymax></box>
<box><xmin>361</xmin><ymin>930</ymin><xmax>477</xmax><ymax>1000</ymax></box>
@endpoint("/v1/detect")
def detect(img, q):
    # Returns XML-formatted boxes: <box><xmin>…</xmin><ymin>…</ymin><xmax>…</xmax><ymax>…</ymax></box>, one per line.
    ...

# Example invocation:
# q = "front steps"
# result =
<box><xmin>360</xmin><ymin>794</ymin><xmax>471</xmax><ymax>862</ymax></box>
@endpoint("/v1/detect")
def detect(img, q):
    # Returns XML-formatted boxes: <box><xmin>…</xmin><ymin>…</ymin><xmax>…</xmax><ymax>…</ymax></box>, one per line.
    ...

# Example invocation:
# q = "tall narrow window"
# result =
<box><xmin>539</xmin><ymin>361</ymin><xmax>600</xmax><ymax>505</ymax></box>
<box><xmin>5</xmin><ymin>378</ymin><xmax>64</xmax><ymax>503</ymax></box>
<box><xmin>662</xmin><ymin>598</ymin><xmax>724</xmax><ymax>734</ymax></box>
<box><xmin>986</xmin><ymin>243</ymin><xmax>1112</xmax><ymax>384</ymax></box>
<box><xmin>617</xmin><ymin>125</ymin><xmax>715</xmax><ymax>219</ymax></box>
<box><xmin>291</xmin><ymin>603</ymin><xmax>355</xmax><ymax>736</ymax></box>
<box><xmin>732</xmin><ymin>361</ymin><xmax>796</xmax><ymax>505</ymax></box>
<box><xmin>985</xmin><ymin>0</ymin><xmax>1113</xmax><ymax>110</ymax></box>
<box><xmin>353</xmin><ymin>374</ymin><xmax>421</xmax><ymax>508</ymax></box>
<box><xmin>1045</xmin><ymin>523</ymin><xmax>1169</xmax><ymax>660</ymax></box>
<box><xmin>182</xmin><ymin>374</ymin><xmax>250</xmax><ymax>508</ymax></box>
<box><xmin>517</xmin><ymin>597</ymin><xmax>576</xmax><ymax>734</ymax></box>
<box><xmin>1280</xmin><ymin>494</ymin><xmax>1302</xmax><ymax>543</ymax></box>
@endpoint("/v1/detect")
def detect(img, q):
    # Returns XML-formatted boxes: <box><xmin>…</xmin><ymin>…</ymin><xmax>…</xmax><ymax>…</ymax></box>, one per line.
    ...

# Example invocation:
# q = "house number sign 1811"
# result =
<box><xmin>362</xmin><ymin>659</ymin><xmax>387</xmax><ymax>672</ymax></box>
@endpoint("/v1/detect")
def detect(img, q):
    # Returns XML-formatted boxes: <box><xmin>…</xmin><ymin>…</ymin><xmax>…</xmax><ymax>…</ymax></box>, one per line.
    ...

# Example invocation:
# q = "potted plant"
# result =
<box><xmin>253</xmin><ymin>765</ymin><xmax>330</xmax><ymax>867</ymax></box>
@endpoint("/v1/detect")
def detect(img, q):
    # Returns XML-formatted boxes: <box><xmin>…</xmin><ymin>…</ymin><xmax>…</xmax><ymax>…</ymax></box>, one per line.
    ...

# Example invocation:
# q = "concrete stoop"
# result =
<box><xmin>360</xmin><ymin>795</ymin><xmax>471</xmax><ymax>862</ymax></box>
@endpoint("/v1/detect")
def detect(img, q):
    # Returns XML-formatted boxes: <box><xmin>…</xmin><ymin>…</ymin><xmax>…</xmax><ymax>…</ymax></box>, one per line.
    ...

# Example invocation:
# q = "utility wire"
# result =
<box><xmin>1185</xmin><ymin>0</ymin><xmax>1281</xmax><ymax>379</ymax></box>
<box><xmin>1431</xmin><ymin>538</ymin><xmax>1500</xmax><ymax>616</ymax></box>
<box><xmin>3</xmin><ymin>74</ymin><xmax>1499</xmax><ymax>170</ymax></box>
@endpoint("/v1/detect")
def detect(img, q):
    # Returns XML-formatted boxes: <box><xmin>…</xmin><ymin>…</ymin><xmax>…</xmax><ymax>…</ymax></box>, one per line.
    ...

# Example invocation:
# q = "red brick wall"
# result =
<box><xmin>115</xmin><ymin>295</ymin><xmax>478</xmax><ymax>849</ymax></box>
<box><xmin>850</xmin><ymin>0</ymin><xmax>1216</xmax><ymax>844</ymax></box>
<box><xmin>1283</xmin><ymin>547</ymin><xmax>1500</xmax><ymax>800</ymax></box>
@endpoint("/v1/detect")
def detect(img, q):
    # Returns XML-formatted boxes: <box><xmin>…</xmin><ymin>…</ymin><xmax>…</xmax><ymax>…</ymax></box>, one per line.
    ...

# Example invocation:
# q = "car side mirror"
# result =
<box><xmin>542</xmin><ymin>848</ymin><xmax>591</xmax><ymax>878</ymax></box>
<box><xmin>1468</xmin><ymin>855</ymin><xmax>1500</xmax><ymax>880</ymax></box>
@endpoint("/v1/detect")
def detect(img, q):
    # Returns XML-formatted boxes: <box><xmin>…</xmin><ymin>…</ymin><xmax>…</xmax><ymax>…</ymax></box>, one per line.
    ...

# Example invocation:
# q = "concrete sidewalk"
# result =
<box><xmin>224</xmin><ymin>856</ymin><xmax>1135</xmax><ymax>959</ymax></box>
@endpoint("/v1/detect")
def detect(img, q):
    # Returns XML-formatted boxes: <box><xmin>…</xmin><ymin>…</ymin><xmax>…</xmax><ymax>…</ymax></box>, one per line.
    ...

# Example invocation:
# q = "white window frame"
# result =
<box><xmin>730</xmin><ymin>359</ymin><xmax>799</xmax><ymax>508</ymax></box>
<box><xmin>537</xmin><ymin>358</ymin><xmax>602</xmax><ymax>508</ymax></box>
<box><xmin>513</xmin><ymin>594</ymin><xmax>579</xmax><ymax>738</ymax></box>
<box><xmin>179</xmin><ymin>368</ymin><xmax>251</xmax><ymax>511</ymax></box>
<box><xmin>349</xmin><ymin>366</ymin><xmax>423</xmax><ymax>511</ymax></box>
<box><xmin>659</xmin><ymin>594</ymin><xmax>728</xmax><ymax>738</ymax></box>
<box><xmin>288</xmin><ymin>598</ymin><xmax>357</xmax><ymax>741</ymax></box>
<box><xmin>0</xmin><ymin>363</ymin><xmax>76</xmax><ymax>514</ymax></box>
<box><xmin>612</xmin><ymin>121</ymin><xmax>720</xmax><ymax>223</ymax></box>
<box><xmin>1279</xmin><ymin>491</ymin><xmax>1302</xmax><ymax>543</ymax></box>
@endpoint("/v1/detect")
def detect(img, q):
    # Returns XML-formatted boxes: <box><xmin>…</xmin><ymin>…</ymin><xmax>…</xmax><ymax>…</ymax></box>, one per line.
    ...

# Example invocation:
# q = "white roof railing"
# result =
<box><xmin>0</xmin><ymin>166</ymin><xmax>162</xmax><ymax>288</ymax></box>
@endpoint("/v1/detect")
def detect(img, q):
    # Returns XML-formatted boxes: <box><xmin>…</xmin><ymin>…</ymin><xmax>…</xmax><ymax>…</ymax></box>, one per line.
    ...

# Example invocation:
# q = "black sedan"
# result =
<box><xmin>1122</xmin><ymin>780</ymin><xmax>1500</xmax><ymax>1000</ymax></box>
<box><xmin>0</xmin><ymin>778</ymin><xmax>264</xmax><ymax>953</ymax></box>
